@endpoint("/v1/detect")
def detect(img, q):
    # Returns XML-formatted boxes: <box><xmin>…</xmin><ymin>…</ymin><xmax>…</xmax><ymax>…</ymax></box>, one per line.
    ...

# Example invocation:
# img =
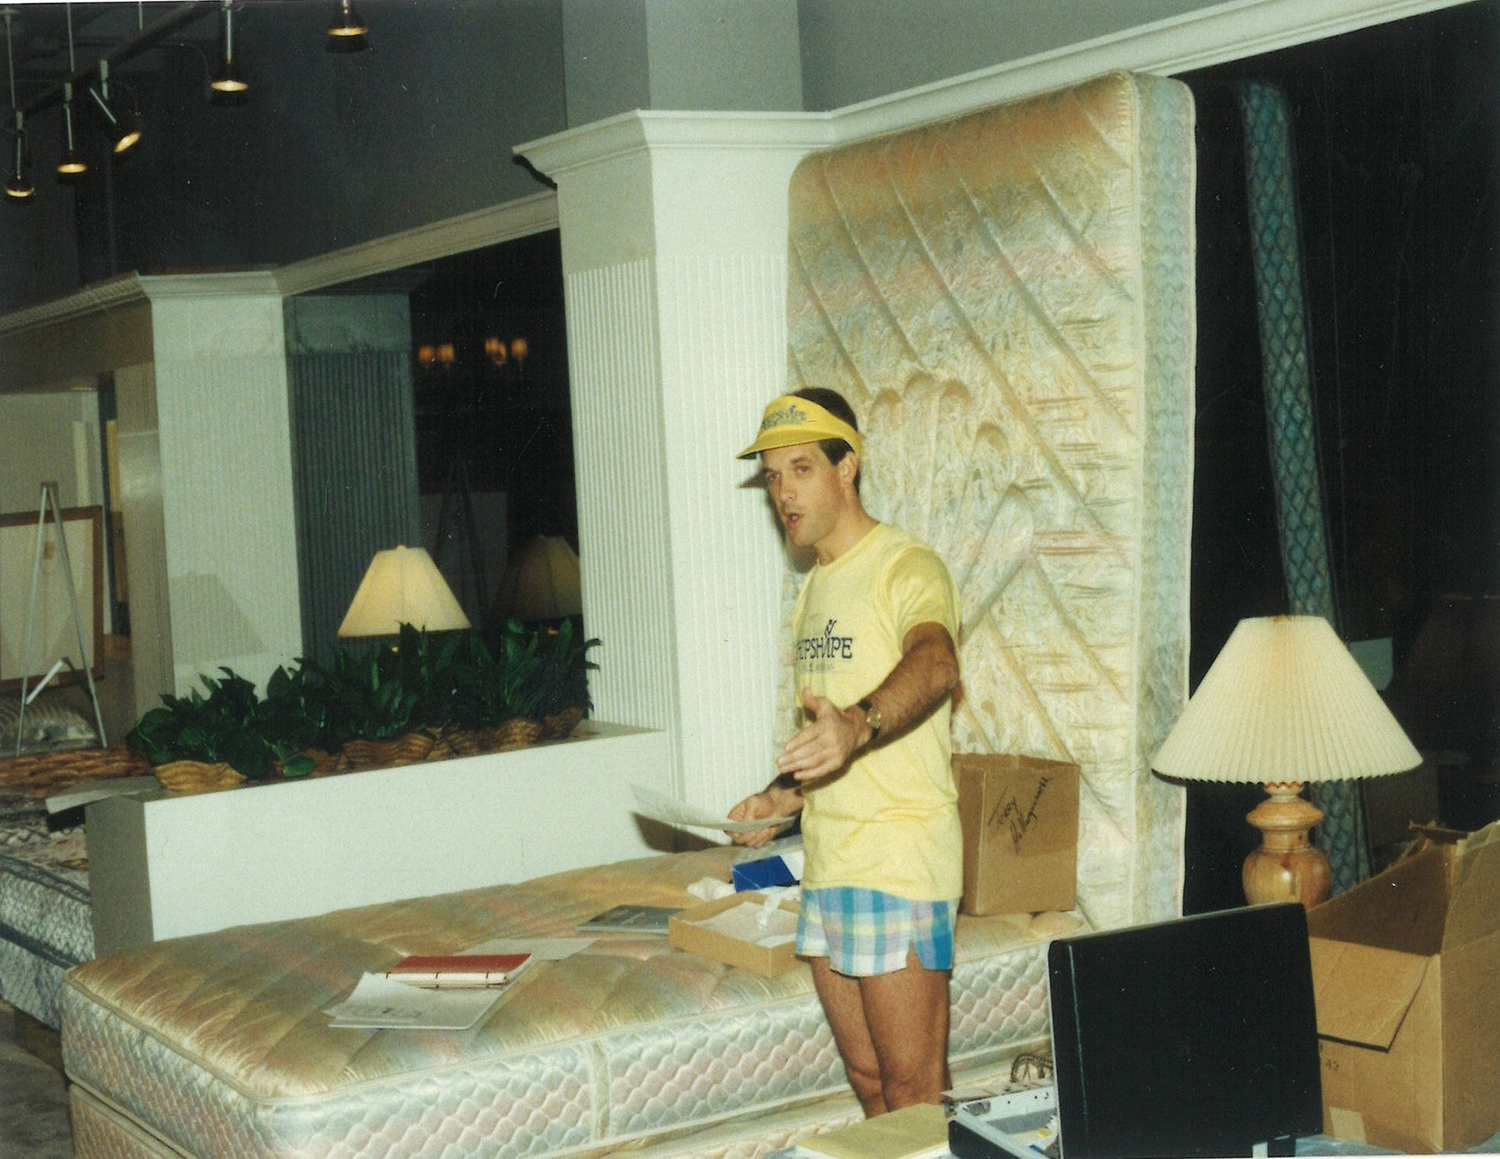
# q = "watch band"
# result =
<box><xmin>857</xmin><ymin>697</ymin><xmax>882</xmax><ymax>743</ymax></box>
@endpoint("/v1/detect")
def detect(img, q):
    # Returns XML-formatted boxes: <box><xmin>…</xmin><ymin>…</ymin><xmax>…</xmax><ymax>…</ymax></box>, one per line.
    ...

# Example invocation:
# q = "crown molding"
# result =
<box><xmin>829</xmin><ymin>0</ymin><xmax>1476</xmax><ymax>145</ymax></box>
<box><xmin>273</xmin><ymin>192</ymin><xmax>561</xmax><ymax>299</ymax></box>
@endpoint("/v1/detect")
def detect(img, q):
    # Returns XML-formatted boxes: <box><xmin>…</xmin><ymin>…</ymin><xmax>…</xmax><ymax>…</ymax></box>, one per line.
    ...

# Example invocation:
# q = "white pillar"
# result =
<box><xmin>141</xmin><ymin>275</ymin><xmax>303</xmax><ymax>693</ymax></box>
<box><xmin>520</xmin><ymin>112</ymin><xmax>829</xmax><ymax>816</ymax></box>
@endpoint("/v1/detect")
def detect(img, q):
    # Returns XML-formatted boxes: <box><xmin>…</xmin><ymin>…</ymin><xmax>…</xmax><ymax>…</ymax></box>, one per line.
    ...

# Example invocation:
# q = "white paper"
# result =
<box><xmin>464</xmin><ymin>936</ymin><xmax>595</xmax><ymax>961</ymax></box>
<box><xmin>326</xmin><ymin>974</ymin><xmax>503</xmax><ymax>1030</ymax></box>
<box><xmin>631</xmin><ymin>784</ymin><xmax>797</xmax><ymax>834</ymax></box>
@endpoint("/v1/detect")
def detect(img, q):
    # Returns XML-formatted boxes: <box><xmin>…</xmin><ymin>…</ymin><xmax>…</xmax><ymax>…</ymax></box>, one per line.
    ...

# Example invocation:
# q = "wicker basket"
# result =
<box><xmin>0</xmin><ymin>745</ymin><xmax>151</xmax><ymax>794</ymax></box>
<box><xmin>485</xmin><ymin>718</ymin><xmax>544</xmax><ymax>752</ymax></box>
<box><xmin>539</xmin><ymin>707</ymin><xmax>585</xmax><ymax>741</ymax></box>
<box><xmin>341</xmin><ymin>732</ymin><xmax>437</xmax><ymax>771</ymax></box>
<box><xmin>153</xmin><ymin>760</ymin><xmax>246</xmax><ymax>793</ymax></box>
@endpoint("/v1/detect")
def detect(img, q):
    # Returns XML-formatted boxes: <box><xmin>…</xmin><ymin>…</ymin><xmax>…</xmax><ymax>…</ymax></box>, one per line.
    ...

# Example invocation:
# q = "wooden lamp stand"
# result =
<box><xmin>1242</xmin><ymin>781</ymin><xmax>1331</xmax><ymax>908</ymax></box>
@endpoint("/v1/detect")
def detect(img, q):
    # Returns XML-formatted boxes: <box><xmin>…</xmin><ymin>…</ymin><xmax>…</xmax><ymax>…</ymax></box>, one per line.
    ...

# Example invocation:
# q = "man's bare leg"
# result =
<box><xmin>860</xmin><ymin>949</ymin><xmax>951</xmax><ymax>1109</ymax></box>
<box><xmin>810</xmin><ymin>956</ymin><xmax>888</xmax><ymax>1116</ymax></box>
<box><xmin>810</xmin><ymin>951</ymin><xmax>951</xmax><ymax>1115</ymax></box>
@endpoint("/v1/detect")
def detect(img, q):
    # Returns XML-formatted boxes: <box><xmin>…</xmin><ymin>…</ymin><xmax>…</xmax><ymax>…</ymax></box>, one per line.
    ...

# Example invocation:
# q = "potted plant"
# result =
<box><xmin>530</xmin><ymin>618</ymin><xmax>600</xmax><ymax>739</ymax></box>
<box><xmin>126</xmin><ymin>668</ymin><xmax>315</xmax><ymax>790</ymax></box>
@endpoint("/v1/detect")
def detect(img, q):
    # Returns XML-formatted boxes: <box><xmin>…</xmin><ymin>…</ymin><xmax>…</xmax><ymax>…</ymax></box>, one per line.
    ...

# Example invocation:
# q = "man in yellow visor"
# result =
<box><xmin>729</xmin><ymin>387</ymin><xmax>962</xmax><ymax>1117</ymax></box>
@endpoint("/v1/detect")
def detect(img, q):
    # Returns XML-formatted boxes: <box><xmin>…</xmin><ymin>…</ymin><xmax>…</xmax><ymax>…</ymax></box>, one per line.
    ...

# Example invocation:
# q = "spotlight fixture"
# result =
<box><xmin>5</xmin><ymin>116</ymin><xmax>32</xmax><ymax>201</ymax></box>
<box><xmin>89</xmin><ymin>59</ymin><xmax>142</xmax><ymax>155</ymax></box>
<box><xmin>2</xmin><ymin>8</ymin><xmax>30</xmax><ymax>201</ymax></box>
<box><xmin>57</xmin><ymin>82</ymin><xmax>86</xmax><ymax>178</ymax></box>
<box><xmin>327</xmin><ymin>0</ymin><xmax>368</xmax><ymax>52</ymax></box>
<box><xmin>210</xmin><ymin>0</ymin><xmax>248</xmax><ymax>103</ymax></box>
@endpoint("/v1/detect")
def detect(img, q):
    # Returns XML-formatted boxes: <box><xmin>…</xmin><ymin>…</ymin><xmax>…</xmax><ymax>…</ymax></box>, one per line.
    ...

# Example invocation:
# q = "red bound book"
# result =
<box><xmin>383</xmin><ymin>952</ymin><xmax>531</xmax><ymax>987</ymax></box>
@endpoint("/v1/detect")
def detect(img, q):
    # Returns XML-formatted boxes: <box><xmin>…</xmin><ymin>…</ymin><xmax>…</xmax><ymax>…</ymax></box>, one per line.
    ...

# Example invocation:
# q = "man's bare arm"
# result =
<box><xmin>777</xmin><ymin>621</ymin><xmax>959</xmax><ymax>783</ymax></box>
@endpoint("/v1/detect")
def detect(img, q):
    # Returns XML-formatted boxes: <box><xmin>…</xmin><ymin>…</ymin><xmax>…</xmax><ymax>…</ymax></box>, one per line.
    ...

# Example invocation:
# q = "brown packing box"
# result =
<box><xmin>1308</xmin><ymin>819</ymin><xmax>1500</xmax><ymax>1153</ymax></box>
<box><xmin>954</xmin><ymin>753</ymin><xmax>1078</xmax><ymax>916</ymax></box>
<box><xmin>667</xmin><ymin>892</ymin><xmax>801</xmax><ymax>977</ymax></box>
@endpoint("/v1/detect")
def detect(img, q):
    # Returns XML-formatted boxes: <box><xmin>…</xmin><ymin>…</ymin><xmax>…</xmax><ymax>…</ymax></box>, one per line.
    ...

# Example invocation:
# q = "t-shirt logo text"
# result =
<box><xmin>797</xmin><ymin>618</ymin><xmax>854</xmax><ymax>665</ymax></box>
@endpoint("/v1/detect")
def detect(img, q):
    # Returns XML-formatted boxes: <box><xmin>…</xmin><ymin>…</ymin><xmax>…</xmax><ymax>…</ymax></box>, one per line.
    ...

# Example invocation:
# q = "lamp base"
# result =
<box><xmin>1242</xmin><ymin>781</ymin><xmax>1331</xmax><ymax>909</ymax></box>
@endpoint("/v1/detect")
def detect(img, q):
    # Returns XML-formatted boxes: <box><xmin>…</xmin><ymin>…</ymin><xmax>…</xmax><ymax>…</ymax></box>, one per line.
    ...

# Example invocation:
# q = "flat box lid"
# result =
<box><xmin>1048</xmin><ymin>903</ymin><xmax>1322</xmax><ymax>1158</ymax></box>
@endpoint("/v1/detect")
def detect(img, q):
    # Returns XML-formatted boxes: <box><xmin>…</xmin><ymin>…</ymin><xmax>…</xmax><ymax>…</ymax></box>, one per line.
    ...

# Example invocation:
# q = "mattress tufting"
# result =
<box><xmin>63</xmin><ymin>846</ymin><xmax>1072</xmax><ymax>1158</ymax></box>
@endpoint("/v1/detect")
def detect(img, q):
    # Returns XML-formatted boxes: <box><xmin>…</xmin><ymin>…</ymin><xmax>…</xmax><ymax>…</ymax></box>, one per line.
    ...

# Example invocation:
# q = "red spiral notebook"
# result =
<box><xmin>383</xmin><ymin>952</ymin><xmax>531</xmax><ymax>988</ymax></box>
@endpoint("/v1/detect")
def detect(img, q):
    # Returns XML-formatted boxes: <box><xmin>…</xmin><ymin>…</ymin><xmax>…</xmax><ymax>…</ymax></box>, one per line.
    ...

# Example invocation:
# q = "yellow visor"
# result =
<box><xmin>736</xmin><ymin>393</ymin><xmax>862</xmax><ymax>460</ymax></box>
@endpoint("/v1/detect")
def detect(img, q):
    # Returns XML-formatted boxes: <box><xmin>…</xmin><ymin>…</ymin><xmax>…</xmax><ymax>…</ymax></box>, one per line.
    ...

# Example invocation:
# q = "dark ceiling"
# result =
<box><xmin>2</xmin><ymin>3</ymin><xmax>224</xmax><ymax>113</ymax></box>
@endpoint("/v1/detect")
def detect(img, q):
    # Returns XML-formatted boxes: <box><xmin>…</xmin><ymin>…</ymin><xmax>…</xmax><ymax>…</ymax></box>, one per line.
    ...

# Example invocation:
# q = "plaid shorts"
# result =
<box><xmin>797</xmin><ymin>887</ymin><xmax>958</xmax><ymax>976</ymax></box>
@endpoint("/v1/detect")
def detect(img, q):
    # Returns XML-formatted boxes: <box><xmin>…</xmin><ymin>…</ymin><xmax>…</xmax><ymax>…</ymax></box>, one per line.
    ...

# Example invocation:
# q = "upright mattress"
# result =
<box><xmin>63</xmin><ymin>847</ymin><xmax>1076</xmax><ymax>1158</ymax></box>
<box><xmin>784</xmin><ymin>70</ymin><xmax>1196</xmax><ymax>930</ymax></box>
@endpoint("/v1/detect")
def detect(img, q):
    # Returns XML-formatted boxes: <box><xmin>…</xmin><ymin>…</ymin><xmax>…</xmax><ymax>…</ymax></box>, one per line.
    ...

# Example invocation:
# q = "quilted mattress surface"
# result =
<box><xmin>0</xmin><ymin>802</ymin><xmax>91</xmax><ymax>1027</ymax></box>
<box><xmin>63</xmin><ymin>847</ymin><xmax>1075</xmax><ymax>1158</ymax></box>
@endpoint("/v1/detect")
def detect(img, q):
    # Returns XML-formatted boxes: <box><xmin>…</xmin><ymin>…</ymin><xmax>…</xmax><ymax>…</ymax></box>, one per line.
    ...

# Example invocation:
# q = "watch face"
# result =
<box><xmin>866</xmin><ymin>704</ymin><xmax>882</xmax><ymax>731</ymax></box>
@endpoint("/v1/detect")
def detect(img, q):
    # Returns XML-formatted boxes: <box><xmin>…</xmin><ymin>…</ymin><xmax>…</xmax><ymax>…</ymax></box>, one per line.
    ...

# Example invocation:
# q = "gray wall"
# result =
<box><xmin>0</xmin><ymin>0</ymin><xmax>1260</xmax><ymax>315</ymax></box>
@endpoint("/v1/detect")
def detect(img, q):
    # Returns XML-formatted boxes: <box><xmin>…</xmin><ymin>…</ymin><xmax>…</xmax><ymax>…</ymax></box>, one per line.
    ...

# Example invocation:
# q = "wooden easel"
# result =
<box><xmin>14</xmin><ymin>483</ymin><xmax>106</xmax><ymax>755</ymax></box>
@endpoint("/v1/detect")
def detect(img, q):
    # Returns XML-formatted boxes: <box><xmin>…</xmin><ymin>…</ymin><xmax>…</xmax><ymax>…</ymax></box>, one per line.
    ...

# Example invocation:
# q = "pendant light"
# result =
<box><xmin>57</xmin><ymin>7</ymin><xmax>86</xmax><ymax>178</ymax></box>
<box><xmin>210</xmin><ymin>0</ymin><xmax>248</xmax><ymax>104</ymax></box>
<box><xmin>327</xmin><ymin>0</ymin><xmax>368</xmax><ymax>53</ymax></box>
<box><xmin>89</xmin><ymin>59</ymin><xmax>141</xmax><ymax>155</ymax></box>
<box><xmin>2</xmin><ymin>8</ymin><xmax>32</xmax><ymax>201</ymax></box>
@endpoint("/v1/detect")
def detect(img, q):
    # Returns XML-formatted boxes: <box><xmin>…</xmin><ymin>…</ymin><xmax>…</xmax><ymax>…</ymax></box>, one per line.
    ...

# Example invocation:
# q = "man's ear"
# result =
<box><xmin>839</xmin><ymin>451</ymin><xmax>859</xmax><ymax>490</ymax></box>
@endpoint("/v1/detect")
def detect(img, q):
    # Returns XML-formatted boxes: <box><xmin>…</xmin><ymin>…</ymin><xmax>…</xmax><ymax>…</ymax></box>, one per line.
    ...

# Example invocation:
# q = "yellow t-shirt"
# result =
<box><xmin>792</xmin><ymin>522</ymin><xmax>962</xmax><ymax>900</ymax></box>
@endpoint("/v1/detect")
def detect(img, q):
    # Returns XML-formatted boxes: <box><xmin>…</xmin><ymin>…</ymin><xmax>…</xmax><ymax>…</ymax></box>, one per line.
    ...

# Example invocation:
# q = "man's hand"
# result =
<box><xmin>777</xmin><ymin>687</ymin><xmax>868</xmax><ymax>783</ymax></box>
<box><xmin>727</xmin><ymin>785</ymin><xmax>801</xmax><ymax>847</ymax></box>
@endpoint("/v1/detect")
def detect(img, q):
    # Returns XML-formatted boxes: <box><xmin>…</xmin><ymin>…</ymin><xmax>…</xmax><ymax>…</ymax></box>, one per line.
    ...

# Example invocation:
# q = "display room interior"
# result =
<box><xmin>0</xmin><ymin>1</ymin><xmax>1498</xmax><ymax>1157</ymax></box>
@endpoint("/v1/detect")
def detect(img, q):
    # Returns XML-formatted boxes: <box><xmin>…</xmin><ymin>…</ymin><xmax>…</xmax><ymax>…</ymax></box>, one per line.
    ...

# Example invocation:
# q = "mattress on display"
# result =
<box><xmin>62</xmin><ymin>846</ymin><xmax>1077</xmax><ymax>1159</ymax></box>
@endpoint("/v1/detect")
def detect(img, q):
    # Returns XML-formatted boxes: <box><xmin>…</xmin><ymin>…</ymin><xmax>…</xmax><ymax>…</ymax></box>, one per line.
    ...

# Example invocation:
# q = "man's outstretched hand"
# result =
<box><xmin>727</xmin><ymin>784</ymin><xmax>802</xmax><ymax>847</ymax></box>
<box><xmin>776</xmin><ymin>687</ymin><xmax>866</xmax><ymax>783</ymax></box>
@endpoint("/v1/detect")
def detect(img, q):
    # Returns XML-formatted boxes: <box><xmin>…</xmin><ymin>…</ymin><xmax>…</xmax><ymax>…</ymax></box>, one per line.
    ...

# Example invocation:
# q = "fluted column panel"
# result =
<box><xmin>149</xmin><ymin>293</ymin><xmax>302</xmax><ymax>692</ymax></box>
<box><xmin>565</xmin><ymin>260</ymin><xmax>679</xmax><ymax>765</ymax></box>
<box><xmin>657</xmin><ymin>253</ymin><xmax>788</xmax><ymax>814</ymax></box>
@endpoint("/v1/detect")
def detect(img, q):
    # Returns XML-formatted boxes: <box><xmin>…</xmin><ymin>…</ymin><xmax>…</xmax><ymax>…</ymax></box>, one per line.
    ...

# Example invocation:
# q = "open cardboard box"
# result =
<box><xmin>954</xmin><ymin>753</ymin><xmax>1078</xmax><ymax>916</ymax></box>
<box><xmin>668</xmin><ymin>891</ymin><xmax>801</xmax><ymax>977</ymax></box>
<box><xmin>1308</xmin><ymin>819</ymin><xmax>1500</xmax><ymax>1153</ymax></box>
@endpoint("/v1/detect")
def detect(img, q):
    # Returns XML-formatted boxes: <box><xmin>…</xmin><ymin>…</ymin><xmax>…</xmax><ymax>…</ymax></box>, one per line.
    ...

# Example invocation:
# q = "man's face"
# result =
<box><xmin>761</xmin><ymin>442</ymin><xmax>845</xmax><ymax>551</ymax></box>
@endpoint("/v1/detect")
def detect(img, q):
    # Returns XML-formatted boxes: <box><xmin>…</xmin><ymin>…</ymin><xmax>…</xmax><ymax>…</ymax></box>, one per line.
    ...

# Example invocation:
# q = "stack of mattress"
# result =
<box><xmin>0</xmin><ymin>744</ymin><xmax>144</xmax><ymax>1027</ymax></box>
<box><xmin>62</xmin><ymin>846</ymin><xmax>1079</xmax><ymax>1158</ymax></box>
<box><xmin>0</xmin><ymin>815</ymin><xmax>90</xmax><ymax>1029</ymax></box>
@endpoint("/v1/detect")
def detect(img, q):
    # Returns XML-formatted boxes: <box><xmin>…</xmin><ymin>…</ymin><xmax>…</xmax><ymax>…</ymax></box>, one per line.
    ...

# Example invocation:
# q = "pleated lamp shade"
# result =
<box><xmin>337</xmin><ymin>546</ymin><xmax>471</xmax><ymax>638</ymax></box>
<box><xmin>493</xmin><ymin>536</ymin><xmax>582</xmax><ymax>622</ymax></box>
<box><xmin>1154</xmin><ymin>615</ymin><xmax>1420</xmax><ymax>784</ymax></box>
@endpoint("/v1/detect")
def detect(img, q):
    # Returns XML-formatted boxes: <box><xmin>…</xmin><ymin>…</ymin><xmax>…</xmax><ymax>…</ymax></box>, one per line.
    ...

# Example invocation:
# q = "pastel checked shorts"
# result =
<box><xmin>797</xmin><ymin>886</ymin><xmax>958</xmax><ymax>976</ymax></box>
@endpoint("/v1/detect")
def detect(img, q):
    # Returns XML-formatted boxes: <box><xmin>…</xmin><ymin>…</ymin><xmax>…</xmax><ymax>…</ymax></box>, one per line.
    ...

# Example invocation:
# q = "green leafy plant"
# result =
<box><xmin>530</xmin><ymin>617</ymin><xmax>600</xmax><ymax>720</ymax></box>
<box><xmin>126</xmin><ymin>668</ymin><xmax>311</xmax><ymax>780</ymax></box>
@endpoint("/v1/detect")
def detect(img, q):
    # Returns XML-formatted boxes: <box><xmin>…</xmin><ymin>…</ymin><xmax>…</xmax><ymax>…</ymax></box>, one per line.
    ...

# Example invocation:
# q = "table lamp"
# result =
<box><xmin>1152</xmin><ymin>615</ymin><xmax>1421</xmax><ymax>908</ymax></box>
<box><xmin>491</xmin><ymin>535</ymin><xmax>582</xmax><ymax>622</ymax></box>
<box><xmin>337</xmin><ymin>545</ymin><xmax>471</xmax><ymax>638</ymax></box>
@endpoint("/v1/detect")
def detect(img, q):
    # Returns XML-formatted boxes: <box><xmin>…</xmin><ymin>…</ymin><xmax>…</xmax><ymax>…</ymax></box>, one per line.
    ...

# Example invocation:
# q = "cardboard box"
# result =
<box><xmin>954</xmin><ymin>753</ymin><xmax>1078</xmax><ymax>916</ymax></box>
<box><xmin>667</xmin><ymin>892</ymin><xmax>801</xmax><ymax>977</ymax></box>
<box><xmin>1308</xmin><ymin>820</ymin><xmax>1500</xmax><ymax>1153</ymax></box>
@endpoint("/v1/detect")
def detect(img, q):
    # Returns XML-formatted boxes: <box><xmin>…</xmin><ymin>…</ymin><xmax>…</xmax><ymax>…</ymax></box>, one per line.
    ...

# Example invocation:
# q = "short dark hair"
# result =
<box><xmin>792</xmin><ymin>387</ymin><xmax>858</xmax><ymax>468</ymax></box>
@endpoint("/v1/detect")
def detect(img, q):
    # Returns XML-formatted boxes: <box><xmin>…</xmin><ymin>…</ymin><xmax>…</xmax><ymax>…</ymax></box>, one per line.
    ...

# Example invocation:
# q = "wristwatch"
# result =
<box><xmin>857</xmin><ymin>698</ymin><xmax>882</xmax><ymax>744</ymax></box>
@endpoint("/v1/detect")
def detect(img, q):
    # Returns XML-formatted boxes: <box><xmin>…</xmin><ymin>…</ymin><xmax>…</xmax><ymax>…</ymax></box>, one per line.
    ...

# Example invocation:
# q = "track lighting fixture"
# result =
<box><xmin>327</xmin><ymin>0</ymin><xmax>369</xmax><ymax>53</ymax></box>
<box><xmin>5</xmin><ymin>115</ymin><xmax>32</xmax><ymax>201</ymax></box>
<box><xmin>2</xmin><ymin>7</ymin><xmax>30</xmax><ymax>201</ymax></box>
<box><xmin>210</xmin><ymin>0</ymin><xmax>248</xmax><ymax>104</ymax></box>
<box><xmin>57</xmin><ymin>8</ymin><xmax>87</xmax><ymax>179</ymax></box>
<box><xmin>89</xmin><ymin>59</ymin><xmax>141</xmax><ymax>156</ymax></box>
<box><xmin>57</xmin><ymin>82</ymin><xmax>86</xmax><ymax>178</ymax></box>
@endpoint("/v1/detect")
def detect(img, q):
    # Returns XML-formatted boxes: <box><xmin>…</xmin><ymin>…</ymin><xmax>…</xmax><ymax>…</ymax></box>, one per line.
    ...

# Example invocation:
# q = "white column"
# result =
<box><xmin>141</xmin><ymin>275</ymin><xmax>303</xmax><ymax>693</ymax></box>
<box><xmin>520</xmin><ymin>112</ymin><xmax>830</xmax><ymax>816</ymax></box>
